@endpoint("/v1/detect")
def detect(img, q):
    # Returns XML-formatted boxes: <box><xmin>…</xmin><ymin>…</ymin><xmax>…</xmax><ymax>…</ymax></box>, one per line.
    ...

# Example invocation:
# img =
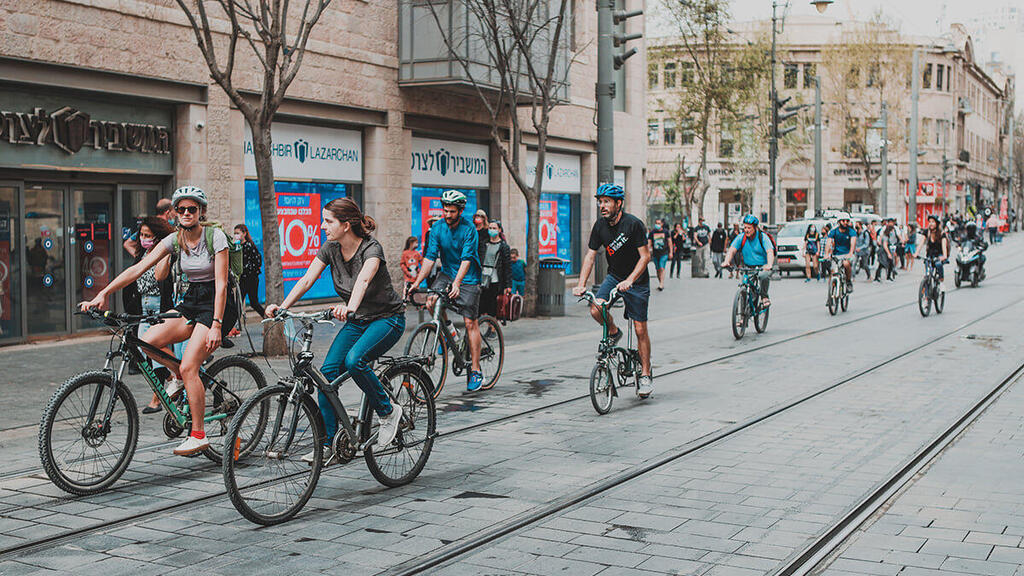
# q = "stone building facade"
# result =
<box><xmin>647</xmin><ymin>15</ymin><xmax>1013</xmax><ymax>229</ymax></box>
<box><xmin>0</xmin><ymin>0</ymin><xmax>646</xmax><ymax>343</ymax></box>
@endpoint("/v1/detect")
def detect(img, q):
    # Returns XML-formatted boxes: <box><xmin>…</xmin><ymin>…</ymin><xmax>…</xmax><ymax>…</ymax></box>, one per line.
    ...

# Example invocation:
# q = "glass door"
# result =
<box><xmin>0</xmin><ymin>185</ymin><xmax>21</xmax><ymax>341</ymax></box>
<box><xmin>24</xmin><ymin>185</ymin><xmax>67</xmax><ymax>335</ymax></box>
<box><xmin>72</xmin><ymin>186</ymin><xmax>116</xmax><ymax>332</ymax></box>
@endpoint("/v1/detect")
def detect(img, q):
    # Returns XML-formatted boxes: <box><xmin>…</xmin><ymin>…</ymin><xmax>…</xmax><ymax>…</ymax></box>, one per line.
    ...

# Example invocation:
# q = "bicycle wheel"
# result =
<box><xmin>840</xmin><ymin>284</ymin><xmax>849</xmax><ymax>312</ymax></box>
<box><xmin>477</xmin><ymin>316</ymin><xmax>505</xmax><ymax>390</ymax></box>
<box><xmin>918</xmin><ymin>278</ymin><xmax>932</xmax><ymax>317</ymax></box>
<box><xmin>954</xmin><ymin>268</ymin><xmax>962</xmax><ymax>288</ymax></box>
<box><xmin>934</xmin><ymin>285</ymin><xmax>945</xmax><ymax>314</ymax></box>
<box><xmin>589</xmin><ymin>362</ymin><xmax>614</xmax><ymax>415</ymax></box>
<box><xmin>202</xmin><ymin>355</ymin><xmax>267</xmax><ymax>464</ymax></box>
<box><xmin>404</xmin><ymin>323</ymin><xmax>447</xmax><ymax>400</ymax></box>
<box><xmin>223</xmin><ymin>384</ymin><xmax>324</xmax><ymax>526</ymax></box>
<box><xmin>827</xmin><ymin>278</ymin><xmax>839</xmax><ymax>316</ymax></box>
<box><xmin>39</xmin><ymin>372</ymin><xmax>139</xmax><ymax>495</ymax></box>
<box><xmin>754</xmin><ymin>301</ymin><xmax>769</xmax><ymax>333</ymax></box>
<box><xmin>364</xmin><ymin>363</ymin><xmax>436</xmax><ymax>487</ymax></box>
<box><xmin>731</xmin><ymin>288</ymin><xmax>747</xmax><ymax>340</ymax></box>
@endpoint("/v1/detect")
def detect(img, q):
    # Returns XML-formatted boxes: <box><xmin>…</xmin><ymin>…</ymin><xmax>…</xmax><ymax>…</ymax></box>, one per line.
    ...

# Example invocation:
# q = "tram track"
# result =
<box><xmin>2</xmin><ymin>287</ymin><xmax>1020</xmax><ymax>564</ymax></box>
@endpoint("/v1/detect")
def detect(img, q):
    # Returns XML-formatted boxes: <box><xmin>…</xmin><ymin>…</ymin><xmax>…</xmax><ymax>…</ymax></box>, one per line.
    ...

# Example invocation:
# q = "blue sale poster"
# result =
<box><xmin>411</xmin><ymin>187</ymin><xmax>479</xmax><ymax>245</ymax></box>
<box><xmin>527</xmin><ymin>193</ymin><xmax>573</xmax><ymax>269</ymax></box>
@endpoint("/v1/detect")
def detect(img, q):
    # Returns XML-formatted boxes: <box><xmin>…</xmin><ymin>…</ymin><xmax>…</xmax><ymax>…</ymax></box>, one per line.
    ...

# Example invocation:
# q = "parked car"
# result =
<box><xmin>775</xmin><ymin>219</ymin><xmax>831</xmax><ymax>275</ymax></box>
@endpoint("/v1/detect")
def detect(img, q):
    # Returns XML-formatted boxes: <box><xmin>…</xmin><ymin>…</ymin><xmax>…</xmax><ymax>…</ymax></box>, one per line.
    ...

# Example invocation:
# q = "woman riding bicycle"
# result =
<box><xmin>264</xmin><ymin>198</ymin><xmax>406</xmax><ymax>462</ymax></box>
<box><xmin>79</xmin><ymin>186</ymin><xmax>238</xmax><ymax>456</ymax></box>
<box><xmin>917</xmin><ymin>215</ymin><xmax>950</xmax><ymax>292</ymax></box>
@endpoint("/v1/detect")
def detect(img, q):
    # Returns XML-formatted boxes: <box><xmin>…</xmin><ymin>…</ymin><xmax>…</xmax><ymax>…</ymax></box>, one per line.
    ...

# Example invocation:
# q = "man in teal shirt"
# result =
<box><xmin>407</xmin><ymin>190</ymin><xmax>486</xmax><ymax>391</ymax></box>
<box><xmin>722</xmin><ymin>214</ymin><xmax>776</xmax><ymax>307</ymax></box>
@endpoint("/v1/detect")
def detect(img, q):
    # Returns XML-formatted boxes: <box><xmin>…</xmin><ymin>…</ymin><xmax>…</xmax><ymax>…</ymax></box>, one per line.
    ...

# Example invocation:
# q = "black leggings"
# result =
<box><xmin>239</xmin><ymin>275</ymin><xmax>266</xmax><ymax>318</ymax></box>
<box><xmin>670</xmin><ymin>256</ymin><xmax>683</xmax><ymax>278</ymax></box>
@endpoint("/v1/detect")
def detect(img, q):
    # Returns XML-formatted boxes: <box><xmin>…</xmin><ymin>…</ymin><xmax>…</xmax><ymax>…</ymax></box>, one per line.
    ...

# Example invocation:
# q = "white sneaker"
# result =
<box><xmin>301</xmin><ymin>447</ymin><xmax>337</xmax><ymax>466</ymax></box>
<box><xmin>165</xmin><ymin>378</ymin><xmax>184</xmax><ymax>398</ymax></box>
<box><xmin>375</xmin><ymin>404</ymin><xmax>403</xmax><ymax>448</ymax></box>
<box><xmin>637</xmin><ymin>376</ymin><xmax>654</xmax><ymax>398</ymax></box>
<box><xmin>173</xmin><ymin>435</ymin><xmax>210</xmax><ymax>456</ymax></box>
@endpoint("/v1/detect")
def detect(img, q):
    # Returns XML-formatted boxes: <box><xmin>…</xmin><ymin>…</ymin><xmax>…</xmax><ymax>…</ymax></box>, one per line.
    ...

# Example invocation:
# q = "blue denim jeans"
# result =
<box><xmin>318</xmin><ymin>313</ymin><xmax>405</xmax><ymax>442</ymax></box>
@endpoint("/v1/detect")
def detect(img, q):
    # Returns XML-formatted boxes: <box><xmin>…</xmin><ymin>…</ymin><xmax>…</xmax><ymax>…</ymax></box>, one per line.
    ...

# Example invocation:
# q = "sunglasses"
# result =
<box><xmin>175</xmin><ymin>205</ymin><xmax>199</xmax><ymax>215</ymax></box>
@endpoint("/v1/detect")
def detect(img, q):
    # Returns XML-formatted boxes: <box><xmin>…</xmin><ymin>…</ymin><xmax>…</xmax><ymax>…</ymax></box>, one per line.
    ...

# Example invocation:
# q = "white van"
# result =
<box><xmin>775</xmin><ymin>219</ymin><xmax>831</xmax><ymax>275</ymax></box>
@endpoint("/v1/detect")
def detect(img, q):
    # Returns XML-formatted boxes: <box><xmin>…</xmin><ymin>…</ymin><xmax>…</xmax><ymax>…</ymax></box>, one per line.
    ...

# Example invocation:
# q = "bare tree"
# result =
<box><xmin>657</xmin><ymin>0</ymin><xmax>769</xmax><ymax>219</ymax></box>
<box><xmin>423</xmin><ymin>0</ymin><xmax>577</xmax><ymax>316</ymax></box>
<box><xmin>821</xmin><ymin>12</ymin><xmax>911</xmax><ymax>210</ymax></box>
<box><xmin>174</xmin><ymin>0</ymin><xmax>332</xmax><ymax>354</ymax></box>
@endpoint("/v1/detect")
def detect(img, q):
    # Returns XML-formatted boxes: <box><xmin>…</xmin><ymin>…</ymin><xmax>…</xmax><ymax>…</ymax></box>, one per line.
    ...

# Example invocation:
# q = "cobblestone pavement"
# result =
<box><xmin>0</xmin><ymin>236</ymin><xmax>1022</xmax><ymax>576</ymax></box>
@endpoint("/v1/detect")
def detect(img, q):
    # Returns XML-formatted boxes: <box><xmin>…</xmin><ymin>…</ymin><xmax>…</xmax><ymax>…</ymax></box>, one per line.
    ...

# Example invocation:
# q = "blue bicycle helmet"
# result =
<box><xmin>742</xmin><ymin>214</ymin><xmax>759</xmax><ymax>227</ymax></box>
<box><xmin>595</xmin><ymin>183</ymin><xmax>625</xmax><ymax>200</ymax></box>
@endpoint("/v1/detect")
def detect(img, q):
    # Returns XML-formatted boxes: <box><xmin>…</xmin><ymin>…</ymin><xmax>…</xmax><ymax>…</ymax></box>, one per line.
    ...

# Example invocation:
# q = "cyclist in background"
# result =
<box><xmin>917</xmin><ymin>215</ymin><xmax>950</xmax><ymax>292</ymax></box>
<box><xmin>824</xmin><ymin>213</ymin><xmax>857</xmax><ymax>293</ymax></box>
<box><xmin>406</xmin><ymin>190</ymin><xmax>486</xmax><ymax>392</ymax></box>
<box><xmin>721</xmin><ymin>214</ymin><xmax>775</xmax><ymax>307</ymax></box>
<box><xmin>572</xmin><ymin>183</ymin><xmax>654</xmax><ymax>398</ymax></box>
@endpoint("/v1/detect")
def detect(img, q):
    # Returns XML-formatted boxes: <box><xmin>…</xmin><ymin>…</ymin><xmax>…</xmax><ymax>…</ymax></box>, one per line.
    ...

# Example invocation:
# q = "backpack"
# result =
<box><xmin>170</xmin><ymin>223</ymin><xmax>244</xmax><ymax>304</ymax></box>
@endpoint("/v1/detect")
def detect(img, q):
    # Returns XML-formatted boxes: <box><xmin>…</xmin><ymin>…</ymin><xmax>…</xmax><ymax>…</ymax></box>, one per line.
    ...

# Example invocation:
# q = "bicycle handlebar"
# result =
<box><xmin>576</xmin><ymin>288</ymin><xmax>622</xmax><ymax>307</ymax></box>
<box><xmin>76</xmin><ymin>309</ymin><xmax>181</xmax><ymax>327</ymax></box>
<box><xmin>262</xmin><ymin>308</ymin><xmax>334</xmax><ymax>324</ymax></box>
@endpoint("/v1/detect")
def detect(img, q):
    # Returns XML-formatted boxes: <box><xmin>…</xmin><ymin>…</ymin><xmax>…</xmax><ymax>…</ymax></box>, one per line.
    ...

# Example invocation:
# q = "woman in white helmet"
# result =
<box><xmin>79</xmin><ymin>186</ymin><xmax>237</xmax><ymax>457</ymax></box>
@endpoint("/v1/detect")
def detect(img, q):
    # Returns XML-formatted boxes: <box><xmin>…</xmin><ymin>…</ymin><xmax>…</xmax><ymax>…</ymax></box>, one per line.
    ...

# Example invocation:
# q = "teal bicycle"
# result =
<box><xmin>38</xmin><ymin>309</ymin><xmax>266</xmax><ymax>495</ymax></box>
<box><xmin>728</xmin><ymin>266</ymin><xmax>770</xmax><ymax>340</ymax></box>
<box><xmin>578</xmin><ymin>289</ymin><xmax>644</xmax><ymax>415</ymax></box>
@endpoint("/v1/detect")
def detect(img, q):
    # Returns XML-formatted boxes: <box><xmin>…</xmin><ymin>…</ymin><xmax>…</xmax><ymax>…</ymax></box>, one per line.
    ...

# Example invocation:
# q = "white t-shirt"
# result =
<box><xmin>160</xmin><ymin>227</ymin><xmax>229</xmax><ymax>283</ymax></box>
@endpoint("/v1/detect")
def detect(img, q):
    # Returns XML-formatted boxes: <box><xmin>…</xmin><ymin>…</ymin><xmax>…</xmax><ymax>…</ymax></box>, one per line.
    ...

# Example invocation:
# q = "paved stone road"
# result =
<box><xmin>0</xmin><ymin>236</ymin><xmax>1021</xmax><ymax>576</ymax></box>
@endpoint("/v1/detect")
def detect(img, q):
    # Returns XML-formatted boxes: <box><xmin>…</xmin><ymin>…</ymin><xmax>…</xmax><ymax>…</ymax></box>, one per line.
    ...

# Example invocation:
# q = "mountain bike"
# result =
<box><xmin>223</xmin><ymin>309</ymin><xmax>436</xmax><ymax>525</ymax></box>
<box><xmin>826</xmin><ymin>256</ymin><xmax>851</xmax><ymax>316</ymax></box>
<box><xmin>403</xmin><ymin>287</ymin><xmax>504</xmax><ymax>398</ymax></box>
<box><xmin>39</xmin><ymin>309</ymin><xmax>266</xmax><ymax>495</ymax></box>
<box><xmin>918</xmin><ymin>257</ymin><xmax>947</xmax><ymax>317</ymax></box>
<box><xmin>728</xmin><ymin>266</ymin><xmax>770</xmax><ymax>340</ymax></box>
<box><xmin>578</xmin><ymin>290</ymin><xmax>644</xmax><ymax>415</ymax></box>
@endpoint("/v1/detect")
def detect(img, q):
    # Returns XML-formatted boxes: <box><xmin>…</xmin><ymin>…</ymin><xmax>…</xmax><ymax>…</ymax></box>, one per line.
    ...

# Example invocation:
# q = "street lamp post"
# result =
<box><xmin>814</xmin><ymin>75</ymin><xmax>822</xmax><ymax>215</ymax></box>
<box><xmin>909</xmin><ymin>48</ymin><xmax>920</xmax><ymax>226</ymax></box>
<box><xmin>880</xmin><ymin>102</ymin><xmax>888</xmax><ymax>218</ymax></box>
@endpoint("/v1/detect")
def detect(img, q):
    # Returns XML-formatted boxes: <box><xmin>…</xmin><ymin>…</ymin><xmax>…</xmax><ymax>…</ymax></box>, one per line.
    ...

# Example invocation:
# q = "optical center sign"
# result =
<box><xmin>243</xmin><ymin>123</ymin><xmax>362</xmax><ymax>181</ymax></box>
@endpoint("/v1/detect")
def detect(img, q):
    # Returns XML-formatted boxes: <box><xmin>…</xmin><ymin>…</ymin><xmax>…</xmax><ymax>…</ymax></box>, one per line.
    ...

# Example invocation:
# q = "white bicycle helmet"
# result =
<box><xmin>172</xmin><ymin>186</ymin><xmax>208</xmax><ymax>207</ymax></box>
<box><xmin>440</xmin><ymin>189</ymin><xmax>467</xmax><ymax>207</ymax></box>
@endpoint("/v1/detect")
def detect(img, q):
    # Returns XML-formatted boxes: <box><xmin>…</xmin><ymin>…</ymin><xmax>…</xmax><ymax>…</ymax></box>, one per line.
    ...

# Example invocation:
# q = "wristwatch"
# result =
<box><xmin>212</xmin><ymin>318</ymin><xmax>223</xmax><ymax>324</ymax></box>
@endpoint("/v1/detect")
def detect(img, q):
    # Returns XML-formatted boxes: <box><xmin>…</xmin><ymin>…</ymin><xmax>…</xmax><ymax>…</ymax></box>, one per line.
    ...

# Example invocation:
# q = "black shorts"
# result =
<box><xmin>175</xmin><ymin>281</ymin><xmax>238</xmax><ymax>338</ymax></box>
<box><xmin>432</xmin><ymin>274</ymin><xmax>480</xmax><ymax>320</ymax></box>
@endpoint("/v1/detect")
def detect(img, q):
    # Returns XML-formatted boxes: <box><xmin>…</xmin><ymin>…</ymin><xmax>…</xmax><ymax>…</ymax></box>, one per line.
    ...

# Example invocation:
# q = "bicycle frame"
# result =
<box><xmin>586</xmin><ymin>293</ymin><xmax>640</xmax><ymax>388</ymax></box>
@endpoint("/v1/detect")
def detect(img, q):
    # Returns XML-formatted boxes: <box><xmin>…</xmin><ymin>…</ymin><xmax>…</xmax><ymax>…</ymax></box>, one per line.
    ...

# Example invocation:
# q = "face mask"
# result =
<box><xmin>140</xmin><ymin>238</ymin><xmax>155</xmax><ymax>250</ymax></box>
<box><xmin>488</xmin><ymin>230</ymin><xmax>500</xmax><ymax>238</ymax></box>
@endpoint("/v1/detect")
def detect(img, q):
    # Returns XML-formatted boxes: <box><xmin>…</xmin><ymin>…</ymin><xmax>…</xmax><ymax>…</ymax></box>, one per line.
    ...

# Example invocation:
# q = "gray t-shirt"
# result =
<box><xmin>316</xmin><ymin>238</ymin><xmax>405</xmax><ymax>322</ymax></box>
<box><xmin>160</xmin><ymin>227</ymin><xmax>229</xmax><ymax>283</ymax></box>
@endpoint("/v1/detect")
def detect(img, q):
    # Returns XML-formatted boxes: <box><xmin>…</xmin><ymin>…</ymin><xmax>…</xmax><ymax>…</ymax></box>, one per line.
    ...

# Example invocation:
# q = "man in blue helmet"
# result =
<box><xmin>573</xmin><ymin>183</ymin><xmax>654</xmax><ymax>397</ymax></box>
<box><xmin>721</xmin><ymin>214</ymin><xmax>776</xmax><ymax>307</ymax></box>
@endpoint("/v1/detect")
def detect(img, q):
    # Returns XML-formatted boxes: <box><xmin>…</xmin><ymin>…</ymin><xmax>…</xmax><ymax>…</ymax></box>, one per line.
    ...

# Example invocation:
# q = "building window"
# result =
<box><xmin>648</xmin><ymin>120</ymin><xmax>660</xmax><ymax>146</ymax></box>
<box><xmin>720</xmin><ymin>122</ymin><xmax>734</xmax><ymax>157</ymax></box>
<box><xmin>663</xmin><ymin>62</ymin><xmax>677</xmax><ymax>89</ymax></box>
<box><xmin>866</xmin><ymin>64</ymin><xmax>879</xmax><ymax>87</ymax></box>
<box><xmin>846</xmin><ymin>66</ymin><xmax>860</xmax><ymax>89</ymax></box>
<box><xmin>843</xmin><ymin>117</ymin><xmax>859</xmax><ymax>158</ymax></box>
<box><xmin>648</xmin><ymin>63</ymin><xmax>659</xmax><ymax>90</ymax></box>
<box><xmin>784</xmin><ymin>63</ymin><xmax>798</xmax><ymax>89</ymax></box>
<box><xmin>936</xmin><ymin>64</ymin><xmax>944</xmax><ymax>92</ymax></box>
<box><xmin>935</xmin><ymin>119</ymin><xmax>945</xmax><ymax>147</ymax></box>
<box><xmin>803</xmin><ymin>63</ymin><xmax>816</xmax><ymax>88</ymax></box>
<box><xmin>681</xmin><ymin>117</ymin><xmax>695</xmax><ymax>145</ymax></box>
<box><xmin>923</xmin><ymin>63</ymin><xmax>932</xmax><ymax>90</ymax></box>
<box><xmin>663</xmin><ymin>119</ymin><xmax>677</xmax><ymax>145</ymax></box>
<box><xmin>680</xmin><ymin>62</ymin><xmax>694</xmax><ymax>86</ymax></box>
<box><xmin>921</xmin><ymin>118</ymin><xmax>931</xmax><ymax>147</ymax></box>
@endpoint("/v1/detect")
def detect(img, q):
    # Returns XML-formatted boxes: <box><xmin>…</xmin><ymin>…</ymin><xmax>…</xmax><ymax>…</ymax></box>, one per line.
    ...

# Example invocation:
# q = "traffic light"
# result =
<box><xmin>773</xmin><ymin>94</ymin><xmax>802</xmax><ymax>138</ymax></box>
<box><xmin>612</xmin><ymin>8</ymin><xmax>643</xmax><ymax>70</ymax></box>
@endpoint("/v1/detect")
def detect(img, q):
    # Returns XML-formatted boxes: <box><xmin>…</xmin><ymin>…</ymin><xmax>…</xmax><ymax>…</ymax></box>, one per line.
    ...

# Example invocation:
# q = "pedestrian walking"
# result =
<box><xmin>669</xmin><ymin>223</ymin><xmax>686</xmax><ymax>279</ymax></box>
<box><xmin>509</xmin><ymin>248</ymin><xmax>526</xmax><ymax>295</ymax></box>
<box><xmin>727</xmin><ymin>223</ymin><xmax>741</xmax><ymax>278</ymax></box>
<box><xmin>803</xmin><ymin>224</ymin><xmax>820</xmax><ymax>282</ymax></box>
<box><xmin>647</xmin><ymin>218</ymin><xmax>670</xmax><ymax>291</ymax></box>
<box><xmin>233</xmin><ymin>224</ymin><xmax>265</xmax><ymax>318</ymax></box>
<box><xmin>854</xmin><ymin>222</ymin><xmax>872</xmax><ymax>280</ymax></box>
<box><xmin>479</xmin><ymin>220</ymin><xmax>511</xmax><ymax>318</ymax></box>
<box><xmin>905</xmin><ymin>223</ymin><xmax>917</xmax><ymax>271</ymax></box>
<box><xmin>875</xmin><ymin>218</ymin><xmax>899</xmax><ymax>282</ymax></box>
<box><xmin>692</xmin><ymin>217</ymin><xmax>711</xmax><ymax>278</ymax></box>
<box><xmin>710</xmin><ymin>222</ymin><xmax>727</xmax><ymax>278</ymax></box>
<box><xmin>400</xmin><ymin>236</ymin><xmax>423</xmax><ymax>295</ymax></box>
<box><xmin>473</xmin><ymin>208</ymin><xmax>489</xmax><ymax>261</ymax></box>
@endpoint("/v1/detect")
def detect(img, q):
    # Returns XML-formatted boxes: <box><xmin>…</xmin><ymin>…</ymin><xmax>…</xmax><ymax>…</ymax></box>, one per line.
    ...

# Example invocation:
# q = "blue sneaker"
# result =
<box><xmin>467</xmin><ymin>371</ymin><xmax>483</xmax><ymax>392</ymax></box>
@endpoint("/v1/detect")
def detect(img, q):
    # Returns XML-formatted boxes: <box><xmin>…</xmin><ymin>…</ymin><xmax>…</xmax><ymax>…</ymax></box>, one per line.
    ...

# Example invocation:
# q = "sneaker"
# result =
<box><xmin>221</xmin><ymin>338</ymin><xmax>235</xmax><ymax>349</ymax></box>
<box><xmin>467</xmin><ymin>371</ymin><xmax>483</xmax><ymax>392</ymax></box>
<box><xmin>142</xmin><ymin>405</ymin><xmax>162</xmax><ymax>414</ymax></box>
<box><xmin>607</xmin><ymin>328</ymin><xmax>623</xmax><ymax>347</ymax></box>
<box><xmin>173</xmin><ymin>434</ymin><xmax>210</xmax><ymax>456</ymax></box>
<box><xmin>637</xmin><ymin>376</ymin><xmax>654</xmax><ymax>398</ymax></box>
<box><xmin>376</xmin><ymin>404</ymin><xmax>404</xmax><ymax>448</ymax></box>
<box><xmin>847</xmin><ymin>283</ymin><xmax>854</xmax><ymax>293</ymax></box>
<box><xmin>301</xmin><ymin>446</ymin><xmax>337</xmax><ymax>466</ymax></box>
<box><xmin>165</xmin><ymin>378</ymin><xmax>184</xmax><ymax>399</ymax></box>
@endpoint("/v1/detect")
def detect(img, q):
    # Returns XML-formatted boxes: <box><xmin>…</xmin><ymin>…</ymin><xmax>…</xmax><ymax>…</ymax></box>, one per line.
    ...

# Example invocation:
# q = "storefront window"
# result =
<box><xmin>785</xmin><ymin>189</ymin><xmax>807</xmax><ymax>222</ymax></box>
<box><xmin>244</xmin><ymin>180</ymin><xmax>354</xmax><ymax>302</ymax></box>
<box><xmin>0</xmin><ymin>187</ymin><xmax>20</xmax><ymax>341</ymax></box>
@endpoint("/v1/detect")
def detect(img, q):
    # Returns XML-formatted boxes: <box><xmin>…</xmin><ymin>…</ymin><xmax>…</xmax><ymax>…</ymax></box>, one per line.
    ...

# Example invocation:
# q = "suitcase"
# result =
<box><xmin>497</xmin><ymin>293</ymin><xmax>523</xmax><ymax>322</ymax></box>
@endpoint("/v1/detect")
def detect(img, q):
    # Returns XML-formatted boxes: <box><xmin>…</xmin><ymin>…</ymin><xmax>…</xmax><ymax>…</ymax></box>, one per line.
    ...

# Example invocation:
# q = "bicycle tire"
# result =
<box><xmin>201</xmin><ymin>355</ymin><xmax>267</xmax><ymax>464</ymax></box>
<box><xmin>404</xmin><ymin>323</ymin><xmax>448</xmax><ymax>400</ymax></box>
<box><xmin>954</xmin><ymin>269</ymin><xmax>962</xmax><ymax>288</ymax></box>
<box><xmin>754</xmin><ymin>301</ymin><xmax>769</xmax><ymax>333</ymax></box>
<box><xmin>731</xmin><ymin>289</ymin><xmax>747</xmax><ymax>340</ymax></box>
<box><xmin>971</xmin><ymin>269</ymin><xmax>979</xmax><ymax>288</ymax></box>
<box><xmin>827</xmin><ymin>278</ymin><xmax>839</xmax><ymax>316</ymax></box>
<box><xmin>918</xmin><ymin>277</ymin><xmax>932</xmax><ymax>317</ymax></box>
<box><xmin>364</xmin><ymin>363</ymin><xmax>436</xmax><ymax>488</ymax></box>
<box><xmin>223</xmin><ymin>384</ymin><xmax>324</xmax><ymax>526</ymax></box>
<box><xmin>477</xmin><ymin>316</ymin><xmax>505</xmax><ymax>390</ymax></box>
<box><xmin>840</xmin><ymin>284</ymin><xmax>849</xmax><ymax>312</ymax></box>
<box><xmin>935</xmin><ymin>286</ymin><xmax>945</xmax><ymax>314</ymax></box>
<box><xmin>589</xmin><ymin>362</ymin><xmax>614</xmax><ymax>415</ymax></box>
<box><xmin>39</xmin><ymin>371</ymin><xmax>139</xmax><ymax>495</ymax></box>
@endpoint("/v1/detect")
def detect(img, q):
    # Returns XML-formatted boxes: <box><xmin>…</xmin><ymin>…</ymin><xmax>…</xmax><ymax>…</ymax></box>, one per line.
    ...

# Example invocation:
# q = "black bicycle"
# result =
<box><xmin>729</xmin><ymin>266</ymin><xmax>770</xmax><ymax>339</ymax></box>
<box><xmin>918</xmin><ymin>256</ymin><xmax>947</xmax><ymax>317</ymax></box>
<box><xmin>39</xmin><ymin>309</ymin><xmax>266</xmax><ymax>495</ymax></box>
<box><xmin>577</xmin><ymin>290</ymin><xmax>644</xmax><ymax>414</ymax></box>
<box><xmin>223</xmin><ymin>309</ymin><xmax>436</xmax><ymax>525</ymax></box>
